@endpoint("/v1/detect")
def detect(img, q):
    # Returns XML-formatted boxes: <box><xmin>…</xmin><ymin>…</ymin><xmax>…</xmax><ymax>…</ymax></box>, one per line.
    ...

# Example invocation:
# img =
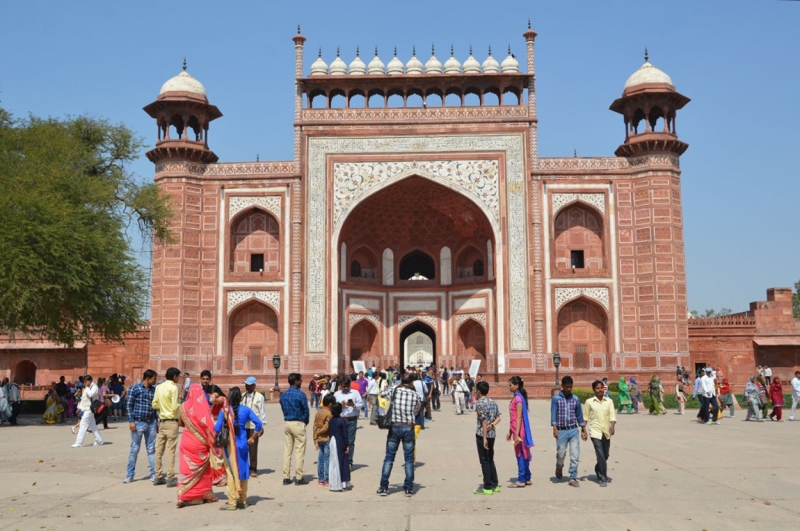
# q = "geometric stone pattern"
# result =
<box><xmin>551</xmin><ymin>193</ymin><xmax>605</xmax><ymax>216</ymax></box>
<box><xmin>227</xmin><ymin>290</ymin><xmax>281</xmax><ymax>315</ymax></box>
<box><xmin>455</xmin><ymin>312</ymin><xmax>487</xmax><ymax>329</ymax></box>
<box><xmin>349</xmin><ymin>313</ymin><xmax>381</xmax><ymax>329</ymax></box>
<box><xmin>307</xmin><ymin>134</ymin><xmax>529</xmax><ymax>353</ymax></box>
<box><xmin>228</xmin><ymin>196</ymin><xmax>281</xmax><ymax>222</ymax></box>
<box><xmin>554</xmin><ymin>287</ymin><xmax>610</xmax><ymax>311</ymax></box>
<box><xmin>333</xmin><ymin>159</ymin><xmax>499</xmax><ymax>227</ymax></box>
<box><xmin>155</xmin><ymin>161</ymin><xmax>298</xmax><ymax>176</ymax></box>
<box><xmin>398</xmin><ymin>315</ymin><xmax>438</xmax><ymax>330</ymax></box>
<box><xmin>302</xmin><ymin>105</ymin><xmax>529</xmax><ymax>122</ymax></box>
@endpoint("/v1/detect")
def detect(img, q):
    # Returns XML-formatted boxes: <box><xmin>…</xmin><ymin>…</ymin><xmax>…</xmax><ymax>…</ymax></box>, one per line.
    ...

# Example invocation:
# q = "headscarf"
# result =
<box><xmin>629</xmin><ymin>376</ymin><xmax>638</xmax><ymax>385</ymax></box>
<box><xmin>180</xmin><ymin>383</ymin><xmax>217</xmax><ymax>448</ymax></box>
<box><xmin>744</xmin><ymin>376</ymin><xmax>759</xmax><ymax>397</ymax></box>
<box><xmin>618</xmin><ymin>376</ymin><xmax>630</xmax><ymax>392</ymax></box>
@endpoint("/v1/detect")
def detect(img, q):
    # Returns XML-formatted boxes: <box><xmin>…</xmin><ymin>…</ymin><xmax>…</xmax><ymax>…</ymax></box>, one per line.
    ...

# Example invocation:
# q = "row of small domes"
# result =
<box><xmin>310</xmin><ymin>45</ymin><xmax>519</xmax><ymax>76</ymax></box>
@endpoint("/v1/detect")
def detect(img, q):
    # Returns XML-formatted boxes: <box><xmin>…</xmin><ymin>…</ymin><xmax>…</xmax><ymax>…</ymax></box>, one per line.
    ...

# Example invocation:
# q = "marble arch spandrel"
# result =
<box><xmin>305</xmin><ymin>134</ymin><xmax>531</xmax><ymax>358</ymax></box>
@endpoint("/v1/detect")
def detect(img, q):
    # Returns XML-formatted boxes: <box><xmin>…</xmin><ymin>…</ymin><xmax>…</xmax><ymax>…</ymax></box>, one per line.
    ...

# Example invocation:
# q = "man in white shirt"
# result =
<box><xmin>790</xmin><ymin>371</ymin><xmax>800</xmax><ymax>421</ymax></box>
<box><xmin>452</xmin><ymin>373</ymin><xmax>469</xmax><ymax>415</ymax></box>
<box><xmin>242</xmin><ymin>376</ymin><xmax>267</xmax><ymax>477</ymax></box>
<box><xmin>72</xmin><ymin>375</ymin><xmax>104</xmax><ymax>447</ymax></box>
<box><xmin>764</xmin><ymin>366</ymin><xmax>772</xmax><ymax>386</ymax></box>
<box><xmin>699</xmin><ymin>367</ymin><xmax>719</xmax><ymax>425</ymax></box>
<box><xmin>366</xmin><ymin>374</ymin><xmax>380</xmax><ymax>425</ymax></box>
<box><xmin>334</xmin><ymin>377</ymin><xmax>363</xmax><ymax>468</ymax></box>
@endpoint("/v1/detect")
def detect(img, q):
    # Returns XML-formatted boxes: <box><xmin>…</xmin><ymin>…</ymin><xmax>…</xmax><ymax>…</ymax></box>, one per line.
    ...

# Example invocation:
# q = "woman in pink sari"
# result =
<box><xmin>177</xmin><ymin>384</ymin><xmax>220</xmax><ymax>508</ymax></box>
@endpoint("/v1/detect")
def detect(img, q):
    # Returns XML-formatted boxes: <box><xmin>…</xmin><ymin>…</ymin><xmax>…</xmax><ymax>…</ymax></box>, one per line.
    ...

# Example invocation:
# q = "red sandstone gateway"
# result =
<box><xmin>2</xmin><ymin>25</ymin><xmax>798</xmax><ymax>394</ymax></box>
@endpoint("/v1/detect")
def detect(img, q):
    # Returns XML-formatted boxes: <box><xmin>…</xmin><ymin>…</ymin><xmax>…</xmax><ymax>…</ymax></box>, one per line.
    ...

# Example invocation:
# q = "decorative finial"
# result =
<box><xmin>488</xmin><ymin>45</ymin><xmax>492</xmax><ymax>56</ymax></box>
<box><xmin>574</xmin><ymin>149</ymin><xmax>577</xmax><ymax>158</ymax></box>
<box><xmin>256</xmin><ymin>153</ymin><xmax>260</xmax><ymax>162</ymax></box>
<box><xmin>356</xmin><ymin>45</ymin><xmax>360</xmax><ymax>57</ymax></box>
<box><xmin>182</xmin><ymin>57</ymin><xmax>187</xmax><ymax>71</ymax></box>
<box><xmin>450</xmin><ymin>44</ymin><xmax>454</xmax><ymax>56</ymax></box>
<box><xmin>528</xmin><ymin>18</ymin><xmax>531</xmax><ymax>30</ymax></box>
<box><xmin>336</xmin><ymin>46</ymin><xmax>340</xmax><ymax>57</ymax></box>
<box><xmin>508</xmin><ymin>44</ymin><xmax>511</xmax><ymax>55</ymax></box>
<box><xmin>644</xmin><ymin>47</ymin><xmax>649</xmax><ymax>62</ymax></box>
<box><xmin>431</xmin><ymin>43</ymin><xmax>435</xmax><ymax>56</ymax></box>
<box><xmin>412</xmin><ymin>45</ymin><xmax>416</xmax><ymax>56</ymax></box>
<box><xmin>469</xmin><ymin>44</ymin><xmax>473</xmax><ymax>56</ymax></box>
<box><xmin>297</xmin><ymin>24</ymin><xmax>301</xmax><ymax>34</ymax></box>
<box><xmin>375</xmin><ymin>46</ymin><xmax>378</xmax><ymax>56</ymax></box>
<box><xmin>318</xmin><ymin>47</ymin><xmax>322</xmax><ymax>58</ymax></box>
<box><xmin>394</xmin><ymin>46</ymin><xmax>397</xmax><ymax>57</ymax></box>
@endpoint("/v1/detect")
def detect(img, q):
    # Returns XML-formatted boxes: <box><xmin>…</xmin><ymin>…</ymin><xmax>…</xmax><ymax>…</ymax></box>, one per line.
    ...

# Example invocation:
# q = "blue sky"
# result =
<box><xmin>2</xmin><ymin>1</ymin><xmax>798</xmax><ymax>313</ymax></box>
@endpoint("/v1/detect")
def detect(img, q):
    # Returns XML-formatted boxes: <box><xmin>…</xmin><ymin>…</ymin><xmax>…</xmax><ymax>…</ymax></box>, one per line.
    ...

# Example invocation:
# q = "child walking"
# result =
<box><xmin>313</xmin><ymin>394</ymin><xmax>335</xmax><ymax>487</ymax></box>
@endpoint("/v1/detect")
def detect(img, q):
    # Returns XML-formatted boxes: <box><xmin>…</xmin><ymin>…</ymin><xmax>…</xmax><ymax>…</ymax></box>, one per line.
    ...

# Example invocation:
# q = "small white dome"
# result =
<box><xmin>406</xmin><ymin>47</ymin><xmax>424</xmax><ymax>74</ymax></box>
<box><xmin>501</xmin><ymin>46</ymin><xmax>519</xmax><ymax>73</ymax></box>
<box><xmin>463</xmin><ymin>46</ymin><xmax>481</xmax><ymax>74</ymax></box>
<box><xmin>329</xmin><ymin>49</ymin><xmax>347</xmax><ymax>75</ymax></box>
<box><xmin>425</xmin><ymin>45</ymin><xmax>442</xmax><ymax>74</ymax></box>
<box><xmin>349</xmin><ymin>47</ymin><xmax>366</xmax><ymax>75</ymax></box>
<box><xmin>368</xmin><ymin>48</ymin><xmax>385</xmax><ymax>75</ymax></box>
<box><xmin>482</xmin><ymin>47</ymin><xmax>500</xmax><ymax>73</ymax></box>
<box><xmin>443</xmin><ymin>46</ymin><xmax>461</xmax><ymax>74</ymax></box>
<box><xmin>310</xmin><ymin>48</ymin><xmax>328</xmax><ymax>76</ymax></box>
<box><xmin>624</xmin><ymin>59</ymin><xmax>673</xmax><ymax>89</ymax></box>
<box><xmin>387</xmin><ymin>47</ymin><xmax>404</xmax><ymax>75</ymax></box>
<box><xmin>159</xmin><ymin>67</ymin><xmax>207</xmax><ymax>97</ymax></box>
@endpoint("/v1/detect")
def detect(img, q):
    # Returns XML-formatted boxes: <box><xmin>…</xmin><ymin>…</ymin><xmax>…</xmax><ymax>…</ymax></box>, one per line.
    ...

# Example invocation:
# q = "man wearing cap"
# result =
<box><xmin>242</xmin><ymin>376</ymin><xmax>267</xmax><ymax>477</ymax></box>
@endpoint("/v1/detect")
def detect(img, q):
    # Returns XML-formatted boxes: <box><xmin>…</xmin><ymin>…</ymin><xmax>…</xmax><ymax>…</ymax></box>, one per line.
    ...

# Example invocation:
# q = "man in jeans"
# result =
<box><xmin>376</xmin><ymin>375</ymin><xmax>420</xmax><ymax>497</ymax></box>
<box><xmin>123</xmin><ymin>370</ymin><xmax>158</xmax><ymax>483</ymax></box>
<box><xmin>550</xmin><ymin>375</ymin><xmax>586</xmax><ymax>487</ymax></box>
<box><xmin>333</xmin><ymin>378</ymin><xmax>363</xmax><ymax>468</ymax></box>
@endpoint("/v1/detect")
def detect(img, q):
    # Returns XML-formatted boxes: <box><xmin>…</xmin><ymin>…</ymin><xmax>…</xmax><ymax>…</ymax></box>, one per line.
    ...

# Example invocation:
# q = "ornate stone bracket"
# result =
<box><xmin>229</xmin><ymin>196</ymin><xmax>282</xmax><ymax>222</ymax></box>
<box><xmin>454</xmin><ymin>312</ymin><xmax>487</xmax><ymax>329</ymax></box>
<box><xmin>554</xmin><ymin>287</ymin><xmax>609</xmax><ymax>311</ymax></box>
<box><xmin>551</xmin><ymin>193</ymin><xmax>605</xmax><ymax>217</ymax></box>
<box><xmin>398</xmin><ymin>315</ymin><xmax>438</xmax><ymax>330</ymax></box>
<box><xmin>227</xmin><ymin>290</ymin><xmax>281</xmax><ymax>315</ymax></box>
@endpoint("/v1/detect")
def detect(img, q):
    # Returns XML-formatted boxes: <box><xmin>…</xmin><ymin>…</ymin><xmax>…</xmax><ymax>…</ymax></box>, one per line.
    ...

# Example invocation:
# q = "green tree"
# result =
<box><xmin>0</xmin><ymin>108</ymin><xmax>172</xmax><ymax>347</ymax></box>
<box><xmin>794</xmin><ymin>280</ymin><xmax>800</xmax><ymax>318</ymax></box>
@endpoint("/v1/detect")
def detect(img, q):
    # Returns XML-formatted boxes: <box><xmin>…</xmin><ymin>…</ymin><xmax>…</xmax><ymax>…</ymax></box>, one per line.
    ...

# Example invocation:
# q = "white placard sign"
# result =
<box><xmin>469</xmin><ymin>360</ymin><xmax>482</xmax><ymax>379</ymax></box>
<box><xmin>352</xmin><ymin>360</ymin><xmax>367</xmax><ymax>374</ymax></box>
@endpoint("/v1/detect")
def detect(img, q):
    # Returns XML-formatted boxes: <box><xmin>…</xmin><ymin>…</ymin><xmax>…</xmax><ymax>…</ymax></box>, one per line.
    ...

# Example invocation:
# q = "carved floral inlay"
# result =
<box><xmin>227</xmin><ymin>290</ymin><xmax>281</xmax><ymax>315</ymax></box>
<box><xmin>554</xmin><ymin>287</ymin><xmax>609</xmax><ymax>311</ymax></box>
<box><xmin>349</xmin><ymin>314</ymin><xmax>381</xmax><ymax>328</ymax></box>
<box><xmin>229</xmin><ymin>196</ymin><xmax>281</xmax><ymax>222</ymax></box>
<box><xmin>455</xmin><ymin>312</ymin><xmax>487</xmax><ymax>329</ymax></box>
<box><xmin>551</xmin><ymin>193</ymin><xmax>605</xmax><ymax>216</ymax></box>
<box><xmin>398</xmin><ymin>315</ymin><xmax>438</xmax><ymax>330</ymax></box>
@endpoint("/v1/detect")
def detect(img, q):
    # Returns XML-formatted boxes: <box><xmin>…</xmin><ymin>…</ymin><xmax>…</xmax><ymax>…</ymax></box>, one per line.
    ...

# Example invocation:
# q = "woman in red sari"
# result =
<box><xmin>768</xmin><ymin>376</ymin><xmax>785</xmax><ymax>422</ymax></box>
<box><xmin>177</xmin><ymin>384</ymin><xmax>220</xmax><ymax>508</ymax></box>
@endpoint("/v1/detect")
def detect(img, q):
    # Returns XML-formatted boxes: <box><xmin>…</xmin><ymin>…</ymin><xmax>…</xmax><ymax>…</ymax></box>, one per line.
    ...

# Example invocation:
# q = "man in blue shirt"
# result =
<box><xmin>279</xmin><ymin>373</ymin><xmax>310</xmax><ymax>485</ymax></box>
<box><xmin>550</xmin><ymin>375</ymin><xmax>587</xmax><ymax>487</ymax></box>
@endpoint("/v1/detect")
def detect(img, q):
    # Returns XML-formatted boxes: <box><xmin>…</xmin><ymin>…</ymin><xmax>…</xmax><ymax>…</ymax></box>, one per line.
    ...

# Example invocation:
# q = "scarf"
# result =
<box><xmin>515</xmin><ymin>392</ymin><xmax>534</xmax><ymax>448</ymax></box>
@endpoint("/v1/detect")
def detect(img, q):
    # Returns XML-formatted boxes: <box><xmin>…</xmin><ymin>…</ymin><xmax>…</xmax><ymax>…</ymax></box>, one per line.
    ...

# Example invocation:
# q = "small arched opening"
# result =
<box><xmin>457</xmin><ymin>319</ymin><xmax>486</xmax><ymax>370</ymax></box>
<box><xmin>14</xmin><ymin>359</ymin><xmax>37</xmax><ymax>386</ymax></box>
<box><xmin>399</xmin><ymin>250</ymin><xmax>436</xmax><ymax>280</ymax></box>
<box><xmin>400</xmin><ymin>321</ymin><xmax>436</xmax><ymax>368</ymax></box>
<box><xmin>169</xmin><ymin>114</ymin><xmax>184</xmax><ymax>139</ymax></box>
<box><xmin>649</xmin><ymin>106</ymin><xmax>665</xmax><ymax>133</ymax></box>
<box><xmin>554</xmin><ymin>204</ymin><xmax>605</xmax><ymax>271</ymax></box>
<box><xmin>349</xmin><ymin>246</ymin><xmax>379</xmax><ymax>281</ymax></box>
<box><xmin>230</xmin><ymin>208</ymin><xmax>280</xmax><ymax>274</ymax></box>
<box><xmin>455</xmin><ymin>245</ymin><xmax>485</xmax><ymax>282</ymax></box>
<box><xmin>350</xmin><ymin>320</ymin><xmax>380</xmax><ymax>369</ymax></box>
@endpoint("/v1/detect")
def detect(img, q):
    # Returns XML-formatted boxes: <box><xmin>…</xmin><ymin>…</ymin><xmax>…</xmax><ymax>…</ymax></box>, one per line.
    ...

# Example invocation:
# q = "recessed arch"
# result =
<box><xmin>13</xmin><ymin>359</ymin><xmax>37</xmax><ymax>385</ymax></box>
<box><xmin>229</xmin><ymin>300</ymin><xmax>279</xmax><ymax>373</ymax></box>
<box><xmin>455</xmin><ymin>243</ymin><xmax>486</xmax><ymax>281</ymax></box>
<box><xmin>554</xmin><ymin>204</ymin><xmax>605</xmax><ymax>271</ymax></box>
<box><xmin>556</xmin><ymin>297</ymin><xmax>608</xmax><ymax>370</ymax></box>
<box><xmin>230</xmin><ymin>207</ymin><xmax>280</xmax><ymax>274</ymax></box>
<box><xmin>457</xmin><ymin>319</ymin><xmax>486</xmax><ymax>370</ymax></box>
<box><xmin>348</xmin><ymin>245</ymin><xmax>379</xmax><ymax>281</ymax></box>
<box><xmin>400</xmin><ymin>320</ymin><xmax>436</xmax><ymax>368</ymax></box>
<box><xmin>308</xmin><ymin>89</ymin><xmax>326</xmax><ymax>109</ymax></box>
<box><xmin>399</xmin><ymin>249</ymin><xmax>436</xmax><ymax>280</ymax></box>
<box><xmin>350</xmin><ymin>319</ymin><xmax>380</xmax><ymax>368</ymax></box>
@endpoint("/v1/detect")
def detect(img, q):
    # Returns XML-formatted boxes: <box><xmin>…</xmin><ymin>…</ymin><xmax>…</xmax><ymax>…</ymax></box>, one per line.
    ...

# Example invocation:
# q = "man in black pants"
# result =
<box><xmin>430</xmin><ymin>378</ymin><xmax>441</xmax><ymax>411</ymax></box>
<box><xmin>7</xmin><ymin>377</ymin><xmax>22</xmax><ymax>425</ymax></box>
<box><xmin>473</xmin><ymin>380</ymin><xmax>500</xmax><ymax>495</ymax></box>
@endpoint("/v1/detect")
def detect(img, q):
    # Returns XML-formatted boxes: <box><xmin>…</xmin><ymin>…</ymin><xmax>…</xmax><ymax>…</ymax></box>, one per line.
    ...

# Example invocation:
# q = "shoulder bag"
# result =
<box><xmin>377</xmin><ymin>387</ymin><xmax>398</xmax><ymax>430</ymax></box>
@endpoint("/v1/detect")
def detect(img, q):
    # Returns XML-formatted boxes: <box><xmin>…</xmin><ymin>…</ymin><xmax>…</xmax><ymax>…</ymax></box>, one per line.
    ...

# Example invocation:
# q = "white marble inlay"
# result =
<box><xmin>227</xmin><ymin>290</ymin><xmax>281</xmax><ymax>315</ymax></box>
<box><xmin>398</xmin><ymin>314</ymin><xmax>438</xmax><ymax>330</ymax></box>
<box><xmin>554</xmin><ymin>287</ymin><xmax>610</xmax><ymax>311</ymax></box>
<box><xmin>349</xmin><ymin>298</ymin><xmax>381</xmax><ymax>311</ymax></box>
<box><xmin>229</xmin><ymin>196</ymin><xmax>282</xmax><ymax>222</ymax></box>
<box><xmin>397</xmin><ymin>300</ymin><xmax>438</xmax><ymax>312</ymax></box>
<box><xmin>454</xmin><ymin>298</ymin><xmax>486</xmax><ymax>311</ymax></box>
<box><xmin>551</xmin><ymin>193</ymin><xmax>605</xmax><ymax>217</ymax></box>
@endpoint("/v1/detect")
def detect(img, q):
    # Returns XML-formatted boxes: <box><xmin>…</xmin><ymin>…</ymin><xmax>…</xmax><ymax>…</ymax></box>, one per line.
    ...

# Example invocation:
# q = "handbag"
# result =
<box><xmin>90</xmin><ymin>399</ymin><xmax>105</xmax><ymax>414</ymax></box>
<box><xmin>214</xmin><ymin>417</ymin><xmax>230</xmax><ymax>447</ymax></box>
<box><xmin>377</xmin><ymin>388</ymin><xmax>398</xmax><ymax>430</ymax></box>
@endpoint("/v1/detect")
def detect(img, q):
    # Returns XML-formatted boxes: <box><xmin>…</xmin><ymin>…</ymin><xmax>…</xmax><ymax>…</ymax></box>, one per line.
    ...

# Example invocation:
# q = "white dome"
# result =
<box><xmin>310</xmin><ymin>49</ymin><xmax>328</xmax><ymax>76</ymax></box>
<box><xmin>159</xmin><ymin>69</ymin><xmax>207</xmax><ymax>97</ymax></box>
<box><xmin>482</xmin><ymin>47</ymin><xmax>500</xmax><ymax>73</ymax></box>
<box><xmin>349</xmin><ymin>47</ymin><xmax>366</xmax><ymax>75</ymax></box>
<box><xmin>387</xmin><ymin>47</ymin><xmax>404</xmax><ymax>75</ymax></box>
<box><xmin>329</xmin><ymin>48</ymin><xmax>347</xmax><ymax>75</ymax></box>
<box><xmin>425</xmin><ymin>46</ymin><xmax>442</xmax><ymax>74</ymax></box>
<box><xmin>368</xmin><ymin>48</ymin><xmax>385</xmax><ymax>75</ymax></box>
<box><xmin>463</xmin><ymin>47</ymin><xmax>481</xmax><ymax>73</ymax></box>
<box><xmin>624</xmin><ymin>60</ymin><xmax>673</xmax><ymax>89</ymax></box>
<box><xmin>443</xmin><ymin>46</ymin><xmax>461</xmax><ymax>74</ymax></box>
<box><xmin>406</xmin><ymin>47</ymin><xmax>424</xmax><ymax>74</ymax></box>
<box><xmin>501</xmin><ymin>47</ymin><xmax>519</xmax><ymax>73</ymax></box>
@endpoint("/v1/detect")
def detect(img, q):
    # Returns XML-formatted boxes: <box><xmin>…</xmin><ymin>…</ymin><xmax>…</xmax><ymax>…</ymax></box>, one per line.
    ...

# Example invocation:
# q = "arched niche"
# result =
<box><xmin>399</xmin><ymin>250</ymin><xmax>436</xmax><ymax>281</ymax></box>
<box><xmin>455</xmin><ymin>244</ymin><xmax>485</xmax><ymax>282</ymax></box>
<box><xmin>350</xmin><ymin>320</ymin><xmax>380</xmax><ymax>368</ymax></box>
<box><xmin>556</xmin><ymin>298</ymin><xmax>608</xmax><ymax>370</ymax></box>
<box><xmin>400</xmin><ymin>321</ymin><xmax>436</xmax><ymax>368</ymax></box>
<box><xmin>230</xmin><ymin>208</ymin><xmax>280</xmax><ymax>274</ymax></box>
<box><xmin>229</xmin><ymin>301</ymin><xmax>279</xmax><ymax>373</ymax></box>
<box><xmin>349</xmin><ymin>245</ymin><xmax>379</xmax><ymax>281</ymax></box>
<box><xmin>554</xmin><ymin>204</ymin><xmax>604</xmax><ymax>271</ymax></box>
<box><xmin>14</xmin><ymin>359</ymin><xmax>37</xmax><ymax>386</ymax></box>
<box><xmin>457</xmin><ymin>319</ymin><xmax>486</xmax><ymax>370</ymax></box>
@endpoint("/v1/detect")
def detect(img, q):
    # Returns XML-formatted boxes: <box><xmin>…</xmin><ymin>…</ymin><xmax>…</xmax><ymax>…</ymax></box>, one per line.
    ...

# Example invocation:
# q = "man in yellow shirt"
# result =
<box><xmin>582</xmin><ymin>380</ymin><xmax>616</xmax><ymax>487</ymax></box>
<box><xmin>152</xmin><ymin>367</ymin><xmax>181</xmax><ymax>487</ymax></box>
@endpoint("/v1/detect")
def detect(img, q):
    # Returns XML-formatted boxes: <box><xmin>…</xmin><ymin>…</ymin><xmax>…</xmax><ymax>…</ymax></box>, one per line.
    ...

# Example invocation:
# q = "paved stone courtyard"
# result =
<box><xmin>0</xmin><ymin>400</ymin><xmax>797</xmax><ymax>531</ymax></box>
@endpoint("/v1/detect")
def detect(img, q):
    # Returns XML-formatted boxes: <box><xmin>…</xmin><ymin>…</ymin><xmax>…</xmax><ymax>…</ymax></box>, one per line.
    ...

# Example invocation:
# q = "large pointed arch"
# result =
<box><xmin>229</xmin><ymin>300</ymin><xmax>279</xmax><ymax>373</ymax></box>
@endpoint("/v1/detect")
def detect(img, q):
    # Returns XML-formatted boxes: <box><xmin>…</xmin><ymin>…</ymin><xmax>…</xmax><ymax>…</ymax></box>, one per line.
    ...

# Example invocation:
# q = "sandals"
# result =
<box><xmin>219</xmin><ymin>504</ymin><xmax>238</xmax><ymax>511</ymax></box>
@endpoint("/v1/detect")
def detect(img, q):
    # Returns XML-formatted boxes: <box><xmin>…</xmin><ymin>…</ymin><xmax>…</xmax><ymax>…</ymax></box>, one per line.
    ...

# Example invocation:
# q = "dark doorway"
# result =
<box><xmin>14</xmin><ymin>360</ymin><xmax>37</xmax><ymax>385</ymax></box>
<box><xmin>399</xmin><ymin>321</ymin><xmax>436</xmax><ymax>368</ymax></box>
<box><xmin>399</xmin><ymin>251</ymin><xmax>436</xmax><ymax>280</ymax></box>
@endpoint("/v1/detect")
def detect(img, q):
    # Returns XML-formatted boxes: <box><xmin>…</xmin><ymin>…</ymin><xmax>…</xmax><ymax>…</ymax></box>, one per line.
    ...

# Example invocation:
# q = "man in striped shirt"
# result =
<box><xmin>550</xmin><ymin>375</ymin><xmax>586</xmax><ymax>487</ymax></box>
<box><xmin>376</xmin><ymin>375</ymin><xmax>420</xmax><ymax>497</ymax></box>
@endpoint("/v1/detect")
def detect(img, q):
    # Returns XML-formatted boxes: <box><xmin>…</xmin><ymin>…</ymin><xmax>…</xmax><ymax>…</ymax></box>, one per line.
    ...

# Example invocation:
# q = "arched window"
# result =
<box><xmin>230</xmin><ymin>209</ymin><xmax>280</xmax><ymax>274</ymax></box>
<box><xmin>399</xmin><ymin>250</ymin><xmax>435</xmax><ymax>280</ymax></box>
<box><xmin>554</xmin><ymin>205</ymin><xmax>604</xmax><ymax>271</ymax></box>
<box><xmin>473</xmin><ymin>259</ymin><xmax>484</xmax><ymax>277</ymax></box>
<box><xmin>350</xmin><ymin>260</ymin><xmax>362</xmax><ymax>278</ymax></box>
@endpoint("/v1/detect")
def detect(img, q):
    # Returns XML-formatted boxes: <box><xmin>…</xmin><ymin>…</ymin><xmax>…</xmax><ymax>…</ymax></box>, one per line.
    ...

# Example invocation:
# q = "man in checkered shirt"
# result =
<box><xmin>376</xmin><ymin>375</ymin><xmax>420</xmax><ymax>497</ymax></box>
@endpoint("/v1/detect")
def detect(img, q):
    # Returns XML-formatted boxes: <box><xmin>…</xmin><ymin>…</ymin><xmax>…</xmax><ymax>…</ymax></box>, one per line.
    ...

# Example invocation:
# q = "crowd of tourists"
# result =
<box><xmin>16</xmin><ymin>361</ymin><xmax>800</xmax><ymax>509</ymax></box>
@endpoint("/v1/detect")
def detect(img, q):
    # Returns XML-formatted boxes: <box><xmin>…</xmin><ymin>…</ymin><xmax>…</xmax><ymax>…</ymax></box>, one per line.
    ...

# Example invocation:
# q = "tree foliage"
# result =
<box><xmin>0</xmin><ymin>108</ymin><xmax>172</xmax><ymax>347</ymax></box>
<box><xmin>690</xmin><ymin>308</ymin><xmax>733</xmax><ymax>318</ymax></box>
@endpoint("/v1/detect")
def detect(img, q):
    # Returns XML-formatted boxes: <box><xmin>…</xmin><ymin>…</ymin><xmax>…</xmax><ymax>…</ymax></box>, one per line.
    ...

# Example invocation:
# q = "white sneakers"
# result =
<box><xmin>93</xmin><ymin>441</ymin><xmax>105</xmax><ymax>446</ymax></box>
<box><xmin>71</xmin><ymin>443</ymin><xmax>82</xmax><ymax>448</ymax></box>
